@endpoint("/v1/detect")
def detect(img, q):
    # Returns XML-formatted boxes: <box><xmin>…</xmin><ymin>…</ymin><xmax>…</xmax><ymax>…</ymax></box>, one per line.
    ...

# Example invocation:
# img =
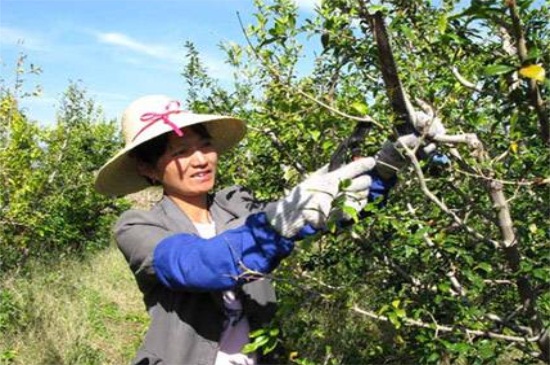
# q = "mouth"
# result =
<box><xmin>190</xmin><ymin>169</ymin><xmax>213</xmax><ymax>181</ymax></box>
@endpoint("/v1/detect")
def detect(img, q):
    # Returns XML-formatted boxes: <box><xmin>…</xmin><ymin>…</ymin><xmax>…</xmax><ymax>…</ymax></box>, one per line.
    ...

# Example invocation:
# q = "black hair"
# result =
<box><xmin>130</xmin><ymin>123</ymin><xmax>212</xmax><ymax>169</ymax></box>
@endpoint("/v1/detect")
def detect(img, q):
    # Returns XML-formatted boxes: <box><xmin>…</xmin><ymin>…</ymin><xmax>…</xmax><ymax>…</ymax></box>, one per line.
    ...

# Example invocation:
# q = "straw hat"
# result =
<box><xmin>94</xmin><ymin>94</ymin><xmax>246</xmax><ymax>196</ymax></box>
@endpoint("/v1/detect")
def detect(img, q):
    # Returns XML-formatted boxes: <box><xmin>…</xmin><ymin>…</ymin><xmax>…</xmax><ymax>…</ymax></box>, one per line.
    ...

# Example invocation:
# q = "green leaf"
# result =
<box><xmin>309</xmin><ymin>130</ymin><xmax>321</xmax><ymax>141</ymax></box>
<box><xmin>255</xmin><ymin>335</ymin><xmax>270</xmax><ymax>348</ymax></box>
<box><xmin>263</xmin><ymin>340</ymin><xmax>278</xmax><ymax>355</ymax></box>
<box><xmin>249</xmin><ymin>328</ymin><xmax>267</xmax><ymax>338</ymax></box>
<box><xmin>367</xmin><ymin>5</ymin><xmax>388</xmax><ymax>13</ymax></box>
<box><xmin>342</xmin><ymin>205</ymin><xmax>359</xmax><ymax>223</ymax></box>
<box><xmin>475</xmin><ymin>262</ymin><xmax>492</xmax><ymax>273</ymax></box>
<box><xmin>438</xmin><ymin>15</ymin><xmax>448</xmax><ymax>33</ymax></box>
<box><xmin>532</xmin><ymin>268</ymin><xmax>549</xmax><ymax>281</ymax></box>
<box><xmin>394</xmin><ymin>308</ymin><xmax>406</xmax><ymax>318</ymax></box>
<box><xmin>517</xmin><ymin>0</ymin><xmax>535</xmax><ymax>10</ymax></box>
<box><xmin>338</xmin><ymin>178</ymin><xmax>352</xmax><ymax>190</ymax></box>
<box><xmin>388</xmin><ymin>312</ymin><xmax>401</xmax><ymax>329</ymax></box>
<box><xmin>483</xmin><ymin>64</ymin><xmax>516</xmax><ymax>76</ymax></box>
<box><xmin>242</xmin><ymin>343</ymin><xmax>257</xmax><ymax>354</ymax></box>
<box><xmin>403</xmin><ymin>245</ymin><xmax>416</xmax><ymax>258</ymax></box>
<box><xmin>449</xmin><ymin>342</ymin><xmax>470</xmax><ymax>353</ymax></box>
<box><xmin>427</xmin><ymin>353</ymin><xmax>440</xmax><ymax>362</ymax></box>
<box><xmin>351</xmin><ymin>102</ymin><xmax>369</xmax><ymax>116</ymax></box>
<box><xmin>399</xmin><ymin>25</ymin><xmax>414</xmax><ymax>40</ymax></box>
<box><xmin>378</xmin><ymin>304</ymin><xmax>390</xmax><ymax>315</ymax></box>
<box><xmin>526</xmin><ymin>47</ymin><xmax>542</xmax><ymax>60</ymax></box>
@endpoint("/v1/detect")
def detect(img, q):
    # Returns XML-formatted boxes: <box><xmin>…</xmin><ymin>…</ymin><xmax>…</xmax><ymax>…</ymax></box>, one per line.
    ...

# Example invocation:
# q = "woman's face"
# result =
<box><xmin>147</xmin><ymin>127</ymin><xmax>219</xmax><ymax>199</ymax></box>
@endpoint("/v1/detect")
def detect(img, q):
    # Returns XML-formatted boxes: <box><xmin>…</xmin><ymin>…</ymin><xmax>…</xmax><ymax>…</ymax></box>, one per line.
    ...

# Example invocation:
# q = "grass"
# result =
<box><xmin>0</xmin><ymin>245</ymin><xmax>149</xmax><ymax>365</ymax></box>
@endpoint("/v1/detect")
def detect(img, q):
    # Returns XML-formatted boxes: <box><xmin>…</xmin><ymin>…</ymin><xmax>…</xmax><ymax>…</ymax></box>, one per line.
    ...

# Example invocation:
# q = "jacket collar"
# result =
<box><xmin>157</xmin><ymin>194</ymin><xmax>237</xmax><ymax>235</ymax></box>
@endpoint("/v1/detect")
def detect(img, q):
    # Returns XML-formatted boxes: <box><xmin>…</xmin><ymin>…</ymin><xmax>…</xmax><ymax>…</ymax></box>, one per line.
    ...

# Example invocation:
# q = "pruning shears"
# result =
<box><xmin>329</xmin><ymin>10</ymin><xmax>446</xmax><ymax>172</ymax></box>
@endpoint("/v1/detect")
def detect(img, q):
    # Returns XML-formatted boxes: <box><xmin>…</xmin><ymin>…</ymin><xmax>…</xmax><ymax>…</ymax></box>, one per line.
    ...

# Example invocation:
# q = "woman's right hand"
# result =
<box><xmin>264</xmin><ymin>158</ymin><xmax>376</xmax><ymax>238</ymax></box>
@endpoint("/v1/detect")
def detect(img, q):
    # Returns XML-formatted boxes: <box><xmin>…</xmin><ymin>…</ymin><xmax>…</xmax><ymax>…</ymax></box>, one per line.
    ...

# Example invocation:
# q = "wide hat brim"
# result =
<box><xmin>94</xmin><ymin>114</ymin><xmax>246</xmax><ymax>197</ymax></box>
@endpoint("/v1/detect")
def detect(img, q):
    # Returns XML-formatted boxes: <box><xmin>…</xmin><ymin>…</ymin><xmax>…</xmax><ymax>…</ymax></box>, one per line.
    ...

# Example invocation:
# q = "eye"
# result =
<box><xmin>172</xmin><ymin>147</ymin><xmax>189</xmax><ymax>157</ymax></box>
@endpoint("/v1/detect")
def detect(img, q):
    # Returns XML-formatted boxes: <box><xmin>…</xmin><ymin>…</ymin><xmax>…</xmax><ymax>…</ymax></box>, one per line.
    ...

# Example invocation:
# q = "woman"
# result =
<box><xmin>94</xmin><ymin>95</ymin><xmax>396</xmax><ymax>365</ymax></box>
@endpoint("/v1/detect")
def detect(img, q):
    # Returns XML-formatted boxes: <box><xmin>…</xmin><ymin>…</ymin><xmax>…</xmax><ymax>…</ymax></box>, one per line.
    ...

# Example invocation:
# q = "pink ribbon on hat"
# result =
<box><xmin>132</xmin><ymin>100</ymin><xmax>186</xmax><ymax>141</ymax></box>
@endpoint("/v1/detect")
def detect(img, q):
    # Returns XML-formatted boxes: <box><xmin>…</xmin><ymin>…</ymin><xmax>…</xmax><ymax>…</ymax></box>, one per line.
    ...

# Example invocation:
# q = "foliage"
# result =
<box><xmin>181</xmin><ymin>0</ymin><xmax>549</xmax><ymax>363</ymax></box>
<box><xmin>0</xmin><ymin>59</ymin><xmax>129</xmax><ymax>274</ymax></box>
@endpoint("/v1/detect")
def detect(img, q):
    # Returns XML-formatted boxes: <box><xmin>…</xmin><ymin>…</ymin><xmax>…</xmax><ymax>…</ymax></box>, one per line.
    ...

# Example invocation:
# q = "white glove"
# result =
<box><xmin>265</xmin><ymin>158</ymin><xmax>376</xmax><ymax>238</ymax></box>
<box><xmin>375</xmin><ymin>106</ymin><xmax>447</xmax><ymax>179</ymax></box>
<box><xmin>310</xmin><ymin>164</ymin><xmax>370</xmax><ymax>223</ymax></box>
<box><xmin>375</xmin><ymin>134</ymin><xmax>420</xmax><ymax>179</ymax></box>
<box><xmin>412</xmin><ymin>100</ymin><xmax>447</xmax><ymax>138</ymax></box>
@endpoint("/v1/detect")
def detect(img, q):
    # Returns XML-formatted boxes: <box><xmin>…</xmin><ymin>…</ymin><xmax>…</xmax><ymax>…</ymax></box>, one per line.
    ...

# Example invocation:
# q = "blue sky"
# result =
<box><xmin>2</xmin><ymin>0</ymin><xmax>545</xmax><ymax>125</ymax></box>
<box><xmin>0</xmin><ymin>0</ymin><xmax>320</xmax><ymax>124</ymax></box>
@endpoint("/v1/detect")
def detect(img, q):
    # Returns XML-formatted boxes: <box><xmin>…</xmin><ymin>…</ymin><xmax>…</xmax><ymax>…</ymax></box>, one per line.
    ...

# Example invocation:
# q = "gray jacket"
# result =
<box><xmin>115</xmin><ymin>186</ymin><xmax>279</xmax><ymax>365</ymax></box>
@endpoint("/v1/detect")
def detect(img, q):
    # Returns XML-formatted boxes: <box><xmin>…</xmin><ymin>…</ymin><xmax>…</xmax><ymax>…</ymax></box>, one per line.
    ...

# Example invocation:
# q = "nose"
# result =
<box><xmin>190</xmin><ymin>148</ymin><xmax>208</xmax><ymax>166</ymax></box>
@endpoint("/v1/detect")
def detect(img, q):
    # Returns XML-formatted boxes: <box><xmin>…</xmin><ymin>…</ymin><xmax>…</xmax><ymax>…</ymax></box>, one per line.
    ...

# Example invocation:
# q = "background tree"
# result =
<box><xmin>0</xmin><ymin>57</ymin><xmax>129</xmax><ymax>273</ymax></box>
<box><xmin>181</xmin><ymin>0</ymin><xmax>549</xmax><ymax>363</ymax></box>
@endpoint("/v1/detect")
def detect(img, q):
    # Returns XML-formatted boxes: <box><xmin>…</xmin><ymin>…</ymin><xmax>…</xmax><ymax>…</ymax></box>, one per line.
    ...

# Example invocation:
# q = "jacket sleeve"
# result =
<box><xmin>114</xmin><ymin>209</ymin><xmax>174</xmax><ymax>294</ymax></box>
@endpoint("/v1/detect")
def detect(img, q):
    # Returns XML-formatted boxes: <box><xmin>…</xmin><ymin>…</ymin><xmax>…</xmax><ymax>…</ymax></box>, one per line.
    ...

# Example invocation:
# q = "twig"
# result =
<box><xmin>296</xmin><ymin>89</ymin><xmax>384</xmax><ymax>128</ymax></box>
<box><xmin>299</xmin><ymin>271</ymin><xmax>344</xmax><ymax>290</ymax></box>
<box><xmin>400</xmin><ymin>141</ymin><xmax>502</xmax><ymax>248</ymax></box>
<box><xmin>248</xmin><ymin>125</ymin><xmax>306</xmax><ymax>174</ymax></box>
<box><xmin>424</xmin><ymin>236</ymin><xmax>467</xmax><ymax>297</ymax></box>
<box><xmin>486</xmin><ymin>313</ymin><xmax>533</xmax><ymax>336</ymax></box>
<box><xmin>451</xmin><ymin>67</ymin><xmax>483</xmax><ymax>93</ymax></box>
<box><xmin>484</xmin><ymin>279</ymin><xmax>514</xmax><ymax>285</ymax></box>
<box><xmin>406</xmin><ymin>203</ymin><xmax>468</xmax><ymax>298</ymax></box>
<box><xmin>379</xmin><ymin>252</ymin><xmax>426</xmax><ymax>290</ymax></box>
<box><xmin>454</xmin><ymin>168</ymin><xmax>548</xmax><ymax>187</ymax></box>
<box><xmin>352</xmin><ymin>305</ymin><xmax>541</xmax><ymax>344</ymax></box>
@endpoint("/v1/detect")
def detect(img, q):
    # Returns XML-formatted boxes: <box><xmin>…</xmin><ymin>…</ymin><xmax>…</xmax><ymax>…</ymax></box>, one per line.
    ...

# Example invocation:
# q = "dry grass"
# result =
<box><xmin>0</xmin><ymin>245</ymin><xmax>148</xmax><ymax>365</ymax></box>
<box><xmin>125</xmin><ymin>187</ymin><xmax>162</xmax><ymax>210</ymax></box>
<box><xmin>0</xmin><ymin>189</ymin><xmax>158</xmax><ymax>365</ymax></box>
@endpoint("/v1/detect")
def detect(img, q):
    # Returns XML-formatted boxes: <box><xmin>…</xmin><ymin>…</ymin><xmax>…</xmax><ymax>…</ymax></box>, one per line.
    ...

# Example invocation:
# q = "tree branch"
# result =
<box><xmin>432</xmin><ymin>130</ymin><xmax>550</xmax><ymax>361</ymax></box>
<box><xmin>352</xmin><ymin>305</ymin><xmax>541</xmax><ymax>344</ymax></box>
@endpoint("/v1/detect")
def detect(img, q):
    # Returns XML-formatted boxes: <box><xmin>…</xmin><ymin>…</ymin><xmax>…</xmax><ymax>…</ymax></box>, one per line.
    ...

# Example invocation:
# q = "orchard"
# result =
<box><xmin>1</xmin><ymin>0</ymin><xmax>548</xmax><ymax>364</ymax></box>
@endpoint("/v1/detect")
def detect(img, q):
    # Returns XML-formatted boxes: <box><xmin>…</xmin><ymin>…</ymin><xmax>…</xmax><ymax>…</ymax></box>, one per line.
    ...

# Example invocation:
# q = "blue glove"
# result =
<box><xmin>153</xmin><ymin>212</ymin><xmax>315</xmax><ymax>291</ymax></box>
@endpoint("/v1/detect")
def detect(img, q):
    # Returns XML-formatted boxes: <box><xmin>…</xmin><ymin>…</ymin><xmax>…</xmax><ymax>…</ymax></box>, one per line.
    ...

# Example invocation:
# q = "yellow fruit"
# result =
<box><xmin>519</xmin><ymin>64</ymin><xmax>545</xmax><ymax>82</ymax></box>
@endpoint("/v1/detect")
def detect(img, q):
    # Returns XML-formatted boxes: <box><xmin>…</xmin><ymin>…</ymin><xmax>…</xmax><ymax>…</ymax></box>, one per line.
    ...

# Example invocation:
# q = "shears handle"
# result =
<box><xmin>328</xmin><ymin>122</ymin><xmax>371</xmax><ymax>172</ymax></box>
